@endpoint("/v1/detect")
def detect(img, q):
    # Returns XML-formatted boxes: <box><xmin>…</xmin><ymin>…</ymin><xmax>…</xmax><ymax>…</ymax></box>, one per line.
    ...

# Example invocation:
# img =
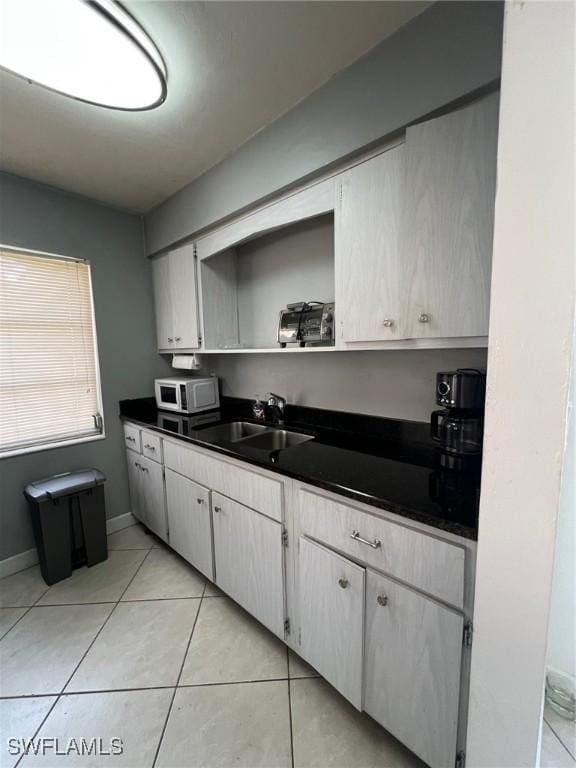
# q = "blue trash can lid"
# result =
<box><xmin>23</xmin><ymin>469</ymin><xmax>106</xmax><ymax>502</ymax></box>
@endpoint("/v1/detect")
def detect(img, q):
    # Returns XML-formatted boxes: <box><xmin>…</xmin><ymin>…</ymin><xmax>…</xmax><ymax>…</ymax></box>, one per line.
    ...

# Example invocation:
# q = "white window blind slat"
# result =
<box><xmin>0</xmin><ymin>249</ymin><xmax>103</xmax><ymax>454</ymax></box>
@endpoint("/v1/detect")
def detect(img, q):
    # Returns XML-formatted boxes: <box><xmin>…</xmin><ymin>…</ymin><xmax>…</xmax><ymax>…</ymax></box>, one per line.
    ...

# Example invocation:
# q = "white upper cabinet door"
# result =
<box><xmin>152</xmin><ymin>253</ymin><xmax>173</xmax><ymax>351</ymax></box>
<box><xmin>401</xmin><ymin>93</ymin><xmax>499</xmax><ymax>339</ymax></box>
<box><xmin>364</xmin><ymin>570</ymin><xmax>464</xmax><ymax>768</ymax></box>
<box><xmin>212</xmin><ymin>492</ymin><xmax>285</xmax><ymax>639</ymax></box>
<box><xmin>165</xmin><ymin>468</ymin><xmax>213</xmax><ymax>580</ymax></box>
<box><xmin>139</xmin><ymin>454</ymin><xmax>168</xmax><ymax>542</ymax></box>
<box><xmin>336</xmin><ymin>145</ymin><xmax>405</xmax><ymax>343</ymax></box>
<box><xmin>170</xmin><ymin>243</ymin><xmax>200</xmax><ymax>350</ymax></box>
<box><xmin>298</xmin><ymin>537</ymin><xmax>365</xmax><ymax>709</ymax></box>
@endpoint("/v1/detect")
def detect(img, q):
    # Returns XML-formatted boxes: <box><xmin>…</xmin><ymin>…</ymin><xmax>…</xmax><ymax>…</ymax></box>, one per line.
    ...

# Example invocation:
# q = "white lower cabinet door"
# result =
<box><xmin>364</xmin><ymin>570</ymin><xmax>464</xmax><ymax>768</ymax></box>
<box><xmin>139</xmin><ymin>454</ymin><xmax>168</xmax><ymax>542</ymax></box>
<box><xmin>126</xmin><ymin>450</ymin><xmax>144</xmax><ymax>524</ymax></box>
<box><xmin>298</xmin><ymin>537</ymin><xmax>365</xmax><ymax>709</ymax></box>
<box><xmin>165</xmin><ymin>468</ymin><xmax>213</xmax><ymax>579</ymax></box>
<box><xmin>212</xmin><ymin>492</ymin><xmax>284</xmax><ymax>638</ymax></box>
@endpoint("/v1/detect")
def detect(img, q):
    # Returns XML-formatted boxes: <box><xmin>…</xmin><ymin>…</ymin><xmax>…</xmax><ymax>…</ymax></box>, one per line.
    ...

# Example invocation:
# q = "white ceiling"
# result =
<box><xmin>0</xmin><ymin>1</ymin><xmax>428</xmax><ymax>213</ymax></box>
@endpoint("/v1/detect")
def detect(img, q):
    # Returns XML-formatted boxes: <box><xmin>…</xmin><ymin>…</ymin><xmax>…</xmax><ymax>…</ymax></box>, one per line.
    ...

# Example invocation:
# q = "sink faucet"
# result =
<box><xmin>266</xmin><ymin>393</ymin><xmax>286</xmax><ymax>425</ymax></box>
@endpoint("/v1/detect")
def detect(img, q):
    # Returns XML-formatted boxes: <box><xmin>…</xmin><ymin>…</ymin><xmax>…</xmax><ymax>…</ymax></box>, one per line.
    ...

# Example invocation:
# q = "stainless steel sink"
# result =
<box><xmin>239</xmin><ymin>429</ymin><xmax>314</xmax><ymax>451</ymax></box>
<box><xmin>195</xmin><ymin>421</ymin><xmax>269</xmax><ymax>443</ymax></box>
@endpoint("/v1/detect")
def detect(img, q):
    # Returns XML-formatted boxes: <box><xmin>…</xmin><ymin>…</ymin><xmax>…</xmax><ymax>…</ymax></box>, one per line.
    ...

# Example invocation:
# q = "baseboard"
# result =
<box><xmin>106</xmin><ymin>512</ymin><xmax>136</xmax><ymax>535</ymax></box>
<box><xmin>0</xmin><ymin>548</ymin><xmax>39</xmax><ymax>579</ymax></box>
<box><xmin>0</xmin><ymin>512</ymin><xmax>136</xmax><ymax>579</ymax></box>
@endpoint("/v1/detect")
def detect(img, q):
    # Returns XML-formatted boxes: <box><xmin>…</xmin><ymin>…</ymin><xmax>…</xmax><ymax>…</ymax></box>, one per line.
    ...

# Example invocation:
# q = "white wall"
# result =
<box><xmin>466</xmin><ymin>2</ymin><xmax>575</xmax><ymax>766</ymax></box>
<box><xmin>204</xmin><ymin>348</ymin><xmax>487</xmax><ymax>423</ymax></box>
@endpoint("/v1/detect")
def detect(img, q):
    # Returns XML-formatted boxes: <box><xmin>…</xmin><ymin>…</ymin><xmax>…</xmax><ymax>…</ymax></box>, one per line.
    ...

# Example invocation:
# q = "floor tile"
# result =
<box><xmin>0</xmin><ymin>604</ymin><xmax>112</xmax><ymax>697</ymax></box>
<box><xmin>545</xmin><ymin>703</ymin><xmax>576</xmax><ymax>759</ymax></box>
<box><xmin>291</xmin><ymin>678</ymin><xmax>424</xmax><ymax>768</ymax></box>
<box><xmin>204</xmin><ymin>581</ymin><xmax>223</xmax><ymax>597</ymax></box>
<box><xmin>107</xmin><ymin>524</ymin><xmax>153</xmax><ymax>551</ymax></box>
<box><xmin>121</xmin><ymin>548</ymin><xmax>205</xmax><ymax>600</ymax></box>
<box><xmin>541</xmin><ymin>721</ymin><xmax>576</xmax><ymax>767</ymax></box>
<box><xmin>18</xmin><ymin>689</ymin><xmax>173</xmax><ymax>767</ymax></box>
<box><xmin>180</xmin><ymin>596</ymin><xmax>287</xmax><ymax>685</ymax></box>
<box><xmin>0</xmin><ymin>567</ymin><xmax>48</xmax><ymax>608</ymax></box>
<box><xmin>0</xmin><ymin>696</ymin><xmax>57</xmax><ymax>768</ymax></box>
<box><xmin>156</xmin><ymin>681</ymin><xmax>292</xmax><ymax>768</ymax></box>
<box><xmin>0</xmin><ymin>607</ymin><xmax>27</xmax><ymax>639</ymax></box>
<box><xmin>67</xmin><ymin>599</ymin><xmax>199</xmax><ymax>692</ymax></box>
<box><xmin>36</xmin><ymin>551</ymin><xmax>147</xmax><ymax>606</ymax></box>
<box><xmin>289</xmin><ymin>650</ymin><xmax>319</xmax><ymax>679</ymax></box>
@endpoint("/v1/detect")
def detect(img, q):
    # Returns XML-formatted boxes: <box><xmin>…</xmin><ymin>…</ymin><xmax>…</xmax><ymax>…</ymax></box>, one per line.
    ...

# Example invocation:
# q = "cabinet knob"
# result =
<box><xmin>418</xmin><ymin>313</ymin><xmax>430</xmax><ymax>324</ymax></box>
<box><xmin>197</xmin><ymin>497</ymin><xmax>204</xmax><ymax>505</ymax></box>
<box><xmin>134</xmin><ymin>462</ymin><xmax>141</xmax><ymax>468</ymax></box>
<box><xmin>144</xmin><ymin>444</ymin><xmax>155</xmax><ymax>451</ymax></box>
<box><xmin>168</xmin><ymin>337</ymin><xmax>174</xmax><ymax>343</ymax></box>
<box><xmin>175</xmin><ymin>336</ymin><xmax>182</xmax><ymax>342</ymax></box>
<box><xmin>377</xmin><ymin>594</ymin><xmax>389</xmax><ymax>607</ymax></box>
<box><xmin>338</xmin><ymin>578</ymin><xmax>349</xmax><ymax>589</ymax></box>
<box><xmin>214</xmin><ymin>505</ymin><xmax>222</xmax><ymax>513</ymax></box>
<box><xmin>382</xmin><ymin>318</ymin><xmax>394</xmax><ymax>328</ymax></box>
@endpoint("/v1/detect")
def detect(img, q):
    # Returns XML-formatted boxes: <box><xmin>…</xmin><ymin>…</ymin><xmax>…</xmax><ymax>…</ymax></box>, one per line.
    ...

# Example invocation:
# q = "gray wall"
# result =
<box><xmin>0</xmin><ymin>172</ymin><xmax>170</xmax><ymax>561</ymax></box>
<box><xmin>145</xmin><ymin>1</ymin><xmax>503</xmax><ymax>254</ymax></box>
<box><xmin>203</xmin><ymin>348</ymin><xmax>488</xmax><ymax>423</ymax></box>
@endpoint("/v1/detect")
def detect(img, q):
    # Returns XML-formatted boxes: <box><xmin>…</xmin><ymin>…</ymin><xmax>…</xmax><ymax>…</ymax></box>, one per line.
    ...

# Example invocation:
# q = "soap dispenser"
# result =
<box><xmin>252</xmin><ymin>395</ymin><xmax>265</xmax><ymax>421</ymax></box>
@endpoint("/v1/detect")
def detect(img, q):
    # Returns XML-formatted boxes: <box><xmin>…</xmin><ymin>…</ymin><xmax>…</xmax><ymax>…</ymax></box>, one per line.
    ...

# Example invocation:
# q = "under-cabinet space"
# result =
<box><xmin>299</xmin><ymin>537</ymin><xmax>365</xmax><ymax>709</ymax></box>
<box><xmin>212</xmin><ymin>492</ymin><xmax>285</xmax><ymax>638</ymax></box>
<box><xmin>200</xmin><ymin>214</ymin><xmax>335</xmax><ymax>351</ymax></box>
<box><xmin>165</xmin><ymin>468</ymin><xmax>213</xmax><ymax>579</ymax></box>
<box><xmin>364</xmin><ymin>569</ymin><xmax>464</xmax><ymax>768</ymax></box>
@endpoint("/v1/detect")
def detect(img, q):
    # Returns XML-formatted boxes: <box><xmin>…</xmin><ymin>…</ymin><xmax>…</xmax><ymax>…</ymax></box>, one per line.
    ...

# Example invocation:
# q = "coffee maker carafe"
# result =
<box><xmin>431</xmin><ymin>369</ymin><xmax>486</xmax><ymax>471</ymax></box>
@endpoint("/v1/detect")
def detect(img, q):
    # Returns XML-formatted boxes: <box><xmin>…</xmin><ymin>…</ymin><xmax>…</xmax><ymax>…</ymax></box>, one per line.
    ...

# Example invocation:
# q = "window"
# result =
<box><xmin>0</xmin><ymin>247</ymin><xmax>104</xmax><ymax>456</ymax></box>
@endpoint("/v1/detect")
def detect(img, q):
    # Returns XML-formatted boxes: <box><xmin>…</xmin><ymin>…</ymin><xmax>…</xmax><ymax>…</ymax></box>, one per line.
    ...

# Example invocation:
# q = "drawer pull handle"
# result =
<box><xmin>214</xmin><ymin>505</ymin><xmax>222</xmax><ymax>513</ymax></box>
<box><xmin>350</xmin><ymin>530</ymin><xmax>382</xmax><ymax>549</ymax></box>
<box><xmin>377</xmin><ymin>594</ymin><xmax>388</xmax><ymax>607</ymax></box>
<box><xmin>144</xmin><ymin>443</ymin><xmax>155</xmax><ymax>451</ymax></box>
<box><xmin>338</xmin><ymin>578</ymin><xmax>349</xmax><ymax>589</ymax></box>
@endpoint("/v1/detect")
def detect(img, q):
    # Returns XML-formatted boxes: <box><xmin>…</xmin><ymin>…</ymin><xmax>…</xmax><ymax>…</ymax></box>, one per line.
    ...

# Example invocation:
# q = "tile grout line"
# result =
<box><xmin>151</xmin><ymin>578</ymin><xmax>209</xmax><ymax>768</ymax></box>
<box><xmin>13</xmin><ymin>694</ymin><xmax>61</xmax><ymax>768</ymax></box>
<box><xmin>544</xmin><ymin>716</ymin><xmax>576</xmax><ymax>761</ymax></box>
<box><xmin>0</xmin><ymin>570</ymin><xmax>53</xmax><ymax>641</ymax></box>
<box><xmin>286</xmin><ymin>647</ymin><xmax>296</xmax><ymax>768</ymax></box>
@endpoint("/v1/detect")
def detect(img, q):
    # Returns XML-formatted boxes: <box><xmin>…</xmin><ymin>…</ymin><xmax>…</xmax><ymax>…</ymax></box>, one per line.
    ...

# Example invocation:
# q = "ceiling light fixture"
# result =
<box><xmin>0</xmin><ymin>0</ymin><xmax>167</xmax><ymax>110</ymax></box>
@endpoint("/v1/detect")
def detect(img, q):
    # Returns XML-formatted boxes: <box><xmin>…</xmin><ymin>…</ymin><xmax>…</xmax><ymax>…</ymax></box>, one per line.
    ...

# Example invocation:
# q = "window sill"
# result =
<box><xmin>0</xmin><ymin>432</ymin><xmax>106</xmax><ymax>460</ymax></box>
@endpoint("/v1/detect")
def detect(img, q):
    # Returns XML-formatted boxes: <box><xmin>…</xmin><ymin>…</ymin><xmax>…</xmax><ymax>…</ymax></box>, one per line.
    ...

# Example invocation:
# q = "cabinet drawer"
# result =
<box><xmin>141</xmin><ymin>430</ymin><xmax>162</xmax><ymax>463</ymax></box>
<box><xmin>164</xmin><ymin>440</ymin><xmax>283</xmax><ymax>521</ymax></box>
<box><xmin>123</xmin><ymin>424</ymin><xmax>141</xmax><ymax>452</ymax></box>
<box><xmin>299</xmin><ymin>489</ymin><xmax>465</xmax><ymax>608</ymax></box>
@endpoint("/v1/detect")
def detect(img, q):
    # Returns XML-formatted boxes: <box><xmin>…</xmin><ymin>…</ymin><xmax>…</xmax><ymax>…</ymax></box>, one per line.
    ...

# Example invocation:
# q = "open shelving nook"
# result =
<box><xmin>199</xmin><ymin>213</ymin><xmax>335</xmax><ymax>353</ymax></box>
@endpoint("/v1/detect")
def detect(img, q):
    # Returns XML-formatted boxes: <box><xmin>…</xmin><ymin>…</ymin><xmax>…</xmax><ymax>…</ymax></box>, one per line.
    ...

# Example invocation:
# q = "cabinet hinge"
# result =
<box><xmin>193</xmin><ymin>244</ymin><xmax>198</xmax><ymax>260</ymax></box>
<box><xmin>284</xmin><ymin>618</ymin><xmax>290</xmax><ymax>635</ymax></box>
<box><xmin>455</xmin><ymin>750</ymin><xmax>466</xmax><ymax>768</ymax></box>
<box><xmin>463</xmin><ymin>621</ymin><xmax>473</xmax><ymax>648</ymax></box>
<box><xmin>282</xmin><ymin>529</ymin><xmax>288</xmax><ymax>547</ymax></box>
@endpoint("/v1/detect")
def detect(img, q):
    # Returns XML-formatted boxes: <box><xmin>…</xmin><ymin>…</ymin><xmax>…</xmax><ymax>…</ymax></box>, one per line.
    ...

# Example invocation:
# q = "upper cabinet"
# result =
<box><xmin>336</xmin><ymin>93</ymin><xmax>499</xmax><ymax>346</ymax></box>
<box><xmin>401</xmin><ymin>92</ymin><xmax>499</xmax><ymax>340</ymax></box>
<box><xmin>152</xmin><ymin>242</ymin><xmax>200</xmax><ymax>352</ymax></box>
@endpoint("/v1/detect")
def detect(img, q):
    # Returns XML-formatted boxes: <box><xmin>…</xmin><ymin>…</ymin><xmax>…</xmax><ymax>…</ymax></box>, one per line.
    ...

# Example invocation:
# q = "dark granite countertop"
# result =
<box><xmin>119</xmin><ymin>397</ymin><xmax>480</xmax><ymax>540</ymax></box>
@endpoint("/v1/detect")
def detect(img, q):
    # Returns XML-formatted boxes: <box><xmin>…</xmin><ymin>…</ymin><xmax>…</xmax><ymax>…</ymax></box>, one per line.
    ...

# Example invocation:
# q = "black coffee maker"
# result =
<box><xmin>431</xmin><ymin>369</ymin><xmax>486</xmax><ymax>471</ymax></box>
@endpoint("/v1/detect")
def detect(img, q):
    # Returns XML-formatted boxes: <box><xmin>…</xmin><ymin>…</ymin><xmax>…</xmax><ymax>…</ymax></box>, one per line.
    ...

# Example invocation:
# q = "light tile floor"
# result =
<box><xmin>1</xmin><ymin>523</ymin><xmax>571</xmax><ymax>767</ymax></box>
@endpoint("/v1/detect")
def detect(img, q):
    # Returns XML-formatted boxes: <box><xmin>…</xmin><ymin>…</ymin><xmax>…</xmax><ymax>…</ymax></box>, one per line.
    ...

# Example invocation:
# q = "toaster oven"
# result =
<box><xmin>277</xmin><ymin>302</ymin><xmax>335</xmax><ymax>347</ymax></box>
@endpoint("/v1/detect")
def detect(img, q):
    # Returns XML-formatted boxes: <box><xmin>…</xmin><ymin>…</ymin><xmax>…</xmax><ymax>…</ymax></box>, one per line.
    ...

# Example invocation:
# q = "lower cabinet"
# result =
<box><xmin>165</xmin><ymin>468</ymin><xmax>213</xmax><ymax>580</ymax></box>
<box><xmin>212</xmin><ymin>492</ymin><xmax>285</xmax><ymax>639</ymax></box>
<box><xmin>299</xmin><ymin>537</ymin><xmax>365</xmax><ymax>709</ymax></box>
<box><xmin>126</xmin><ymin>450</ymin><xmax>167</xmax><ymax>542</ymax></box>
<box><xmin>364</xmin><ymin>570</ymin><xmax>463</xmax><ymax>768</ymax></box>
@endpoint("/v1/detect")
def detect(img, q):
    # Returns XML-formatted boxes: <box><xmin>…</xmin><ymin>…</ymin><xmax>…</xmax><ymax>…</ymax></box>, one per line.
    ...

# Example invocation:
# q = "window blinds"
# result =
<box><xmin>0</xmin><ymin>248</ymin><xmax>103</xmax><ymax>454</ymax></box>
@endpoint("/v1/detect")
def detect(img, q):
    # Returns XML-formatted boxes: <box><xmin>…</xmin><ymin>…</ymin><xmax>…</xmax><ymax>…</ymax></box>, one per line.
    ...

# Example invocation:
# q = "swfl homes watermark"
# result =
<box><xmin>7</xmin><ymin>737</ymin><xmax>124</xmax><ymax>757</ymax></box>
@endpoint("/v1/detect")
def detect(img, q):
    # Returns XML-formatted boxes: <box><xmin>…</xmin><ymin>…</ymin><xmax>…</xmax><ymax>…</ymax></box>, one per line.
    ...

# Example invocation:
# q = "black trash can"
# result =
<box><xmin>24</xmin><ymin>469</ymin><xmax>108</xmax><ymax>586</ymax></box>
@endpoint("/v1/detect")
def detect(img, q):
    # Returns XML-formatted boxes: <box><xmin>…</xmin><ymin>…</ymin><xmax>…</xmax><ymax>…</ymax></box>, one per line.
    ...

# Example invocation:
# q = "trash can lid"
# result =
<box><xmin>23</xmin><ymin>469</ymin><xmax>106</xmax><ymax>502</ymax></box>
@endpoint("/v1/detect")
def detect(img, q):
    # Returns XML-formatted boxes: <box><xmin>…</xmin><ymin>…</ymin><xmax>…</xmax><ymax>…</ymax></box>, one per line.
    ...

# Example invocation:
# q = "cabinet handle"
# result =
<box><xmin>144</xmin><ymin>444</ymin><xmax>155</xmax><ymax>451</ymax></box>
<box><xmin>126</xmin><ymin>436</ymin><xmax>135</xmax><ymax>442</ymax></box>
<box><xmin>175</xmin><ymin>336</ymin><xmax>182</xmax><ymax>342</ymax></box>
<box><xmin>134</xmin><ymin>462</ymin><xmax>141</xmax><ymax>468</ymax></box>
<box><xmin>338</xmin><ymin>577</ymin><xmax>349</xmax><ymax>589</ymax></box>
<box><xmin>168</xmin><ymin>337</ymin><xmax>174</xmax><ymax>343</ymax></box>
<box><xmin>418</xmin><ymin>313</ymin><xmax>430</xmax><ymax>323</ymax></box>
<box><xmin>197</xmin><ymin>497</ymin><xmax>204</xmax><ymax>505</ymax></box>
<box><xmin>377</xmin><ymin>594</ymin><xmax>389</xmax><ymax>607</ymax></box>
<box><xmin>350</xmin><ymin>530</ymin><xmax>382</xmax><ymax>549</ymax></box>
<box><xmin>141</xmin><ymin>466</ymin><xmax>149</xmax><ymax>473</ymax></box>
<box><xmin>214</xmin><ymin>505</ymin><xmax>222</xmax><ymax>513</ymax></box>
<box><xmin>382</xmin><ymin>318</ymin><xmax>394</xmax><ymax>328</ymax></box>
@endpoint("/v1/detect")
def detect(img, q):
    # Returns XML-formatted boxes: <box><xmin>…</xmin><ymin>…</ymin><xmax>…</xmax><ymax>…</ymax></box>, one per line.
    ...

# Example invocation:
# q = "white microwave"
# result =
<box><xmin>154</xmin><ymin>377</ymin><xmax>219</xmax><ymax>415</ymax></box>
